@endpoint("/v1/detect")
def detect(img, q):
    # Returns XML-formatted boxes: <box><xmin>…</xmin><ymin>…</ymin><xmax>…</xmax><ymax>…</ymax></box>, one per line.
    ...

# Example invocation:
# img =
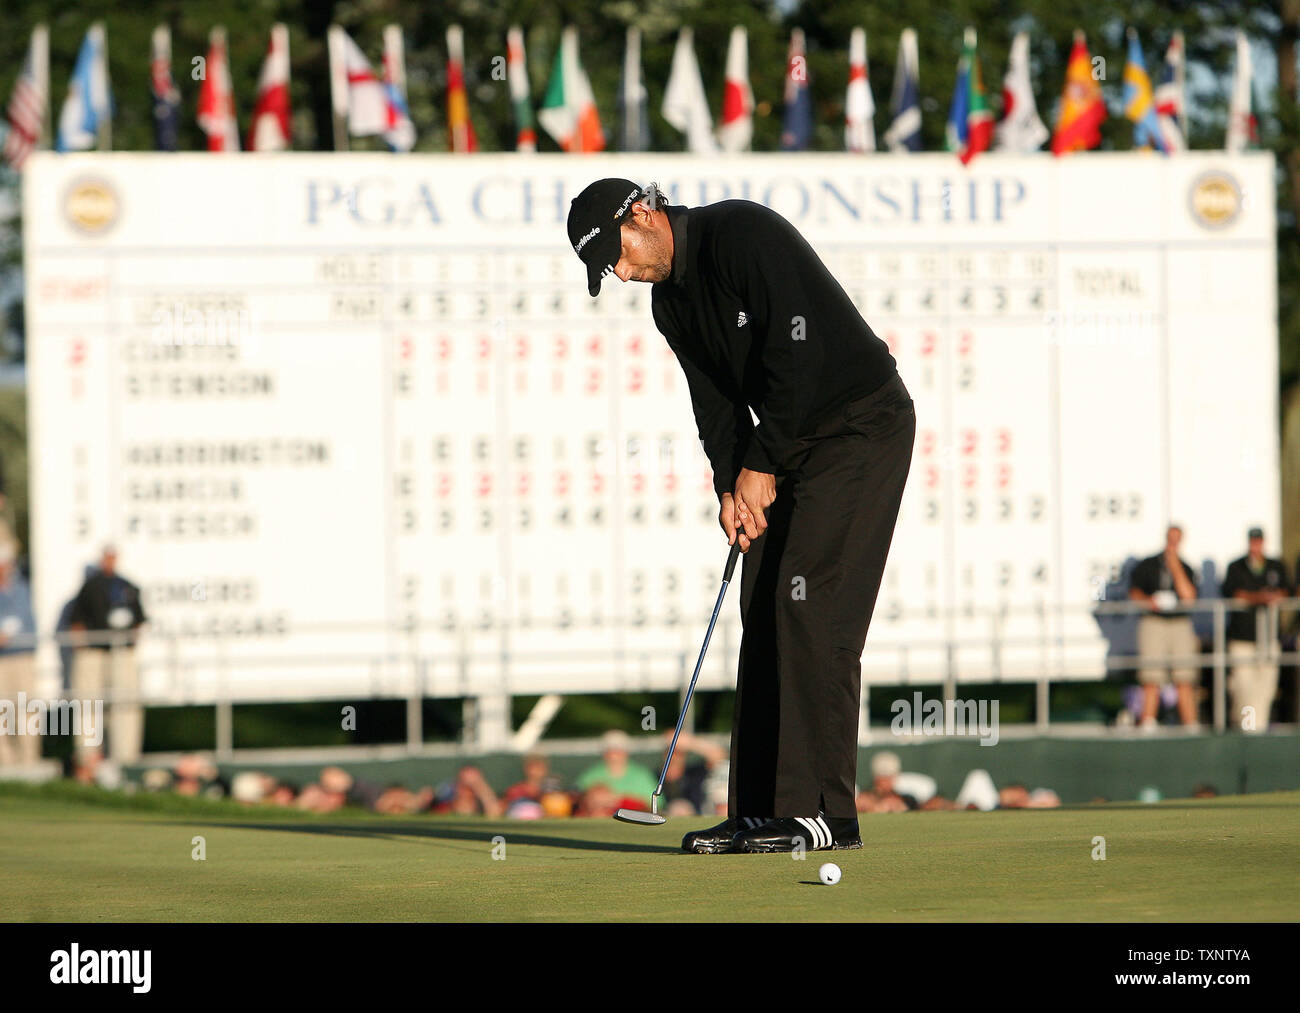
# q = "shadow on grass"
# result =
<box><xmin>168</xmin><ymin>819</ymin><xmax>681</xmax><ymax>855</ymax></box>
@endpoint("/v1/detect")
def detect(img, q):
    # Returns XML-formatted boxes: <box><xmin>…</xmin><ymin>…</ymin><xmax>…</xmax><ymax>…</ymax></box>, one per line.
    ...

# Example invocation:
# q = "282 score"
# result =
<box><xmin>1086</xmin><ymin>492</ymin><xmax>1143</xmax><ymax>521</ymax></box>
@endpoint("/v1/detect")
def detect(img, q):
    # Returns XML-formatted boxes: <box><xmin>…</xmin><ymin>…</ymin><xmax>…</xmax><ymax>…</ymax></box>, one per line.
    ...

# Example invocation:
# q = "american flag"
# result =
<box><xmin>3</xmin><ymin>27</ymin><xmax>47</xmax><ymax>169</ymax></box>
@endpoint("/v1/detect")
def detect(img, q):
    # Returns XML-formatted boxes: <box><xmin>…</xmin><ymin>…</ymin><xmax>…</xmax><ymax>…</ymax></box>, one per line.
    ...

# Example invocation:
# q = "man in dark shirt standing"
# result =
<box><xmin>567</xmin><ymin>179</ymin><xmax>915</xmax><ymax>853</ymax></box>
<box><xmin>1128</xmin><ymin>525</ymin><xmax>1200</xmax><ymax>728</ymax></box>
<box><xmin>1220</xmin><ymin>527</ymin><xmax>1291</xmax><ymax>732</ymax></box>
<box><xmin>69</xmin><ymin>544</ymin><xmax>148</xmax><ymax>764</ymax></box>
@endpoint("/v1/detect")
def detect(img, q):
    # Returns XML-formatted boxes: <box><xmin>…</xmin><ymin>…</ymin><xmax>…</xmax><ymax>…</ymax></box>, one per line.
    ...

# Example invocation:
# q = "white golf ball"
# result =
<box><xmin>818</xmin><ymin>862</ymin><xmax>841</xmax><ymax>886</ymax></box>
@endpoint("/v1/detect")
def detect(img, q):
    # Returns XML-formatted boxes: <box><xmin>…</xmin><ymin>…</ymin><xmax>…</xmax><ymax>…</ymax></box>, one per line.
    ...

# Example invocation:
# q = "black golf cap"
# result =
<box><xmin>1248</xmin><ymin>526</ymin><xmax>1264</xmax><ymax>540</ymax></box>
<box><xmin>567</xmin><ymin>177</ymin><xmax>647</xmax><ymax>297</ymax></box>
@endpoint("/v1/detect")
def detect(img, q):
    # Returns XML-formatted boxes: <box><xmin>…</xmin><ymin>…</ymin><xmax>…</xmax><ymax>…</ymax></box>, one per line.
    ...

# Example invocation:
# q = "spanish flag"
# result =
<box><xmin>1051</xmin><ymin>30</ymin><xmax>1106</xmax><ymax>155</ymax></box>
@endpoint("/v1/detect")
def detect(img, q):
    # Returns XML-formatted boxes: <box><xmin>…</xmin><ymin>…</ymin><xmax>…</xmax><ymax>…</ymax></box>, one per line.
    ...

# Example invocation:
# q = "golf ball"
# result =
<box><xmin>818</xmin><ymin>862</ymin><xmax>841</xmax><ymax>886</ymax></box>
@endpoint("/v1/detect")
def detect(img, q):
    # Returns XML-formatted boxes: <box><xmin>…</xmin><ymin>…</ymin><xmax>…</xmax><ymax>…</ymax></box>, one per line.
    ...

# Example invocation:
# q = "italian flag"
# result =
<box><xmin>538</xmin><ymin>26</ymin><xmax>604</xmax><ymax>152</ymax></box>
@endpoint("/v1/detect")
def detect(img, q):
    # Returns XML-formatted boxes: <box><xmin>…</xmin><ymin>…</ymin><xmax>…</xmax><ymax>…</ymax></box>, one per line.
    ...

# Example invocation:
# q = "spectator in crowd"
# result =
<box><xmin>231</xmin><ymin>770</ymin><xmax>272</xmax><ymax>805</ymax></box>
<box><xmin>857</xmin><ymin>751</ymin><xmax>941</xmax><ymax>812</ymax></box>
<box><xmin>0</xmin><ymin>537</ymin><xmax>39</xmax><ymax>767</ymax></box>
<box><xmin>660</xmin><ymin>730</ymin><xmax>727</xmax><ymax>816</ymax></box>
<box><xmin>954</xmin><ymin>769</ymin><xmax>999</xmax><ymax>811</ymax></box>
<box><xmin>575</xmin><ymin>730</ymin><xmax>658</xmax><ymax>804</ymax></box>
<box><xmin>432</xmin><ymin>764</ymin><xmax>503</xmax><ymax>816</ymax></box>
<box><xmin>576</xmin><ymin>783</ymin><xmax>619</xmax><ymax>818</ymax></box>
<box><xmin>856</xmin><ymin>751</ymin><xmax>911</xmax><ymax>813</ymax></box>
<box><xmin>68</xmin><ymin>544</ymin><xmax>149</xmax><ymax>763</ymax></box>
<box><xmin>1128</xmin><ymin>525</ymin><xmax>1201</xmax><ymax>728</ymax></box>
<box><xmin>501</xmin><ymin>752</ymin><xmax>564</xmax><ymax>805</ymax></box>
<box><xmin>501</xmin><ymin>752</ymin><xmax>573</xmax><ymax>818</ymax></box>
<box><xmin>374</xmin><ymin>783</ymin><xmax>435</xmax><ymax>814</ymax></box>
<box><xmin>172</xmin><ymin>753</ymin><xmax>225</xmax><ymax>798</ymax></box>
<box><xmin>1220</xmin><ymin>527</ymin><xmax>1292</xmax><ymax>733</ymax></box>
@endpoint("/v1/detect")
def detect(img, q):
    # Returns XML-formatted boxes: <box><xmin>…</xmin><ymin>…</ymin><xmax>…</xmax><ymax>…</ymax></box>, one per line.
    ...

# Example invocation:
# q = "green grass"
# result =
<box><xmin>1</xmin><ymin>783</ymin><xmax>1297</xmax><ymax>921</ymax></box>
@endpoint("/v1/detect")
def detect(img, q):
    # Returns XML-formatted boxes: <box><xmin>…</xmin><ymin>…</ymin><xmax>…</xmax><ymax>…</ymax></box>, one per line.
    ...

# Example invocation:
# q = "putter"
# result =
<box><xmin>615</xmin><ymin>537</ymin><xmax>743</xmax><ymax>826</ymax></box>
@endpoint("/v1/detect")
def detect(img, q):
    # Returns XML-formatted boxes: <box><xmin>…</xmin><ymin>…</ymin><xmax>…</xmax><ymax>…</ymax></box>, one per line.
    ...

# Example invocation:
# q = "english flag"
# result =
<box><xmin>1154</xmin><ymin>31</ymin><xmax>1186</xmax><ymax>152</ymax></box>
<box><xmin>884</xmin><ymin>28</ymin><xmax>921</xmax><ymax>152</ymax></box>
<box><xmin>197</xmin><ymin>26</ymin><xmax>239</xmax><ymax>152</ymax></box>
<box><xmin>1051</xmin><ymin>30</ymin><xmax>1106</xmax><ymax>155</ymax></box>
<box><xmin>3</xmin><ymin>25</ymin><xmax>48</xmax><ymax>168</ymax></box>
<box><xmin>717</xmin><ymin>26</ymin><xmax>754</xmax><ymax>152</ymax></box>
<box><xmin>248</xmin><ymin>23</ymin><xmax>291</xmax><ymax>151</ymax></box>
<box><xmin>508</xmin><ymin>26</ymin><xmax>537</xmax><ymax>152</ymax></box>
<box><xmin>328</xmin><ymin>27</ymin><xmax>391</xmax><ymax>140</ymax></box>
<box><xmin>446</xmin><ymin>24</ymin><xmax>477</xmax><ymax>152</ymax></box>
<box><xmin>993</xmin><ymin>31</ymin><xmax>1048</xmax><ymax>152</ymax></box>
<box><xmin>662</xmin><ymin>28</ymin><xmax>717</xmax><ymax>153</ymax></box>
<box><xmin>946</xmin><ymin>28</ymin><xmax>992</xmax><ymax>164</ymax></box>
<box><xmin>538</xmin><ymin>27</ymin><xmax>604</xmax><ymax>152</ymax></box>
<box><xmin>845</xmin><ymin>27</ymin><xmax>875</xmax><ymax>152</ymax></box>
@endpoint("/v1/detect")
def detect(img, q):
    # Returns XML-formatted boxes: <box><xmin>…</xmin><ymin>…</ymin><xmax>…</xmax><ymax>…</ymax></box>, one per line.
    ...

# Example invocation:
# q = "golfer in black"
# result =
<box><xmin>567</xmin><ymin>179</ymin><xmax>915</xmax><ymax>853</ymax></box>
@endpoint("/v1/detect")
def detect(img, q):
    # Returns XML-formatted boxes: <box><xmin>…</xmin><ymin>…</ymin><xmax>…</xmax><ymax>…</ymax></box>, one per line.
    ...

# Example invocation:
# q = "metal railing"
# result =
<box><xmin>3</xmin><ymin>596</ymin><xmax>1296</xmax><ymax>761</ymax></box>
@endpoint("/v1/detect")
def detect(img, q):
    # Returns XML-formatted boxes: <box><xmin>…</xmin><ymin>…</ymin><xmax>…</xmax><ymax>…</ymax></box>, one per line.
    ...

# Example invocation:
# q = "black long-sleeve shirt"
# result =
<box><xmin>69</xmin><ymin>570</ymin><xmax>148</xmax><ymax>649</ymax></box>
<box><xmin>651</xmin><ymin>199</ymin><xmax>897</xmax><ymax>502</ymax></box>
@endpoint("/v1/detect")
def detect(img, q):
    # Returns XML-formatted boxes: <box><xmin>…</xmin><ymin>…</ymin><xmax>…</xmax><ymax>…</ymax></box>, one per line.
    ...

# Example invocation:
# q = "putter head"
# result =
<box><xmin>613</xmin><ymin>808</ymin><xmax>667</xmax><ymax>825</ymax></box>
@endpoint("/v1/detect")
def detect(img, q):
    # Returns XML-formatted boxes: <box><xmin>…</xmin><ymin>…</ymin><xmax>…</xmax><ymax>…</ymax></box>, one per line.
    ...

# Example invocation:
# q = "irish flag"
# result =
<box><xmin>539</xmin><ymin>26</ymin><xmax>604</xmax><ymax>152</ymax></box>
<box><xmin>1051</xmin><ymin>30</ymin><xmax>1106</xmax><ymax>155</ymax></box>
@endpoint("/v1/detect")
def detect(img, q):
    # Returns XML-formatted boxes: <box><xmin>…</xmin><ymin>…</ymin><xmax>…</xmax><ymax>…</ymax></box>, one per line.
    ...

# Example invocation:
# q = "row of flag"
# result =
<box><xmin>4</xmin><ymin>20</ymin><xmax>1263</xmax><ymax>169</ymax></box>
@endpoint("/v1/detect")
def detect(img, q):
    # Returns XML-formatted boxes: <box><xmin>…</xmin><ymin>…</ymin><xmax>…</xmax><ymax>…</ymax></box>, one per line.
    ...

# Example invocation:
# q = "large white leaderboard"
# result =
<box><xmin>23</xmin><ymin>152</ymin><xmax>1279</xmax><ymax>704</ymax></box>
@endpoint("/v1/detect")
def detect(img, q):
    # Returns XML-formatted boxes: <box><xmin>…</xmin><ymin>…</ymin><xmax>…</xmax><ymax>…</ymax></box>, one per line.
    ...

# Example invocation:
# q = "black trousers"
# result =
<box><xmin>728</xmin><ymin>372</ymin><xmax>915</xmax><ymax>818</ymax></box>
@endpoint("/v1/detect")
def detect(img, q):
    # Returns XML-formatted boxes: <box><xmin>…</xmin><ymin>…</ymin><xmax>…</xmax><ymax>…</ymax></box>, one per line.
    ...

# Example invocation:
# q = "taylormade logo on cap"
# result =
<box><xmin>574</xmin><ymin>226</ymin><xmax>600</xmax><ymax>254</ymax></box>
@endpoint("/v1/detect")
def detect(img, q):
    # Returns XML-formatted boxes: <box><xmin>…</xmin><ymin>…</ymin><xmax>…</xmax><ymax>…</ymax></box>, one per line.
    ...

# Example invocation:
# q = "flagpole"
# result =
<box><xmin>327</xmin><ymin>25</ymin><xmax>349</xmax><ymax>152</ymax></box>
<box><xmin>97</xmin><ymin>21</ymin><xmax>111</xmax><ymax>151</ymax></box>
<box><xmin>35</xmin><ymin>23</ymin><xmax>50</xmax><ymax>151</ymax></box>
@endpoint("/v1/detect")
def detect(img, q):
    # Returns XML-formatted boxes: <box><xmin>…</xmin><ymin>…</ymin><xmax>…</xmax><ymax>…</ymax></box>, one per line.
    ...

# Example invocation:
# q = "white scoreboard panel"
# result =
<box><xmin>23</xmin><ymin>152</ymin><xmax>1278</xmax><ymax>704</ymax></box>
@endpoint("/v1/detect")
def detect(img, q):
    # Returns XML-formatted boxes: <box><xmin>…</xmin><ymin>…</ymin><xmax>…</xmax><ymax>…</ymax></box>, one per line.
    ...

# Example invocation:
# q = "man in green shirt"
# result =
<box><xmin>576</xmin><ymin>730</ymin><xmax>658</xmax><ymax>802</ymax></box>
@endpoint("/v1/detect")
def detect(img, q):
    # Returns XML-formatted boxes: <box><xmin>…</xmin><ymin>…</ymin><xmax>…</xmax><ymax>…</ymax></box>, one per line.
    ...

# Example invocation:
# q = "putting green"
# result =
<box><xmin>2</xmin><ymin>786</ymin><xmax>1297</xmax><ymax>921</ymax></box>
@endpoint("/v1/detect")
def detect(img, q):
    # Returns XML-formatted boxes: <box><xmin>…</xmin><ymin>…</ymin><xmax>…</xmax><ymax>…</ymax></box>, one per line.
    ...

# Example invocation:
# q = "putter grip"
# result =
<box><xmin>723</xmin><ymin>537</ymin><xmax>742</xmax><ymax>582</ymax></box>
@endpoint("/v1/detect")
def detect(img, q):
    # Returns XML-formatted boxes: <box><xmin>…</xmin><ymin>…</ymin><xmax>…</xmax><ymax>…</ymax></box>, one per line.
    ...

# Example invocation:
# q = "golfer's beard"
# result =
<box><xmin>645</xmin><ymin>234</ymin><xmax>672</xmax><ymax>281</ymax></box>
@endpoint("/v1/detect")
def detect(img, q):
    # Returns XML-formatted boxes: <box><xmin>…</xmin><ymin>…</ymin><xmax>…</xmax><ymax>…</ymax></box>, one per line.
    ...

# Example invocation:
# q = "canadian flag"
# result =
<box><xmin>248</xmin><ymin>23</ymin><xmax>290</xmax><ymax>151</ymax></box>
<box><xmin>197</xmin><ymin>26</ymin><xmax>239</xmax><ymax>151</ymax></box>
